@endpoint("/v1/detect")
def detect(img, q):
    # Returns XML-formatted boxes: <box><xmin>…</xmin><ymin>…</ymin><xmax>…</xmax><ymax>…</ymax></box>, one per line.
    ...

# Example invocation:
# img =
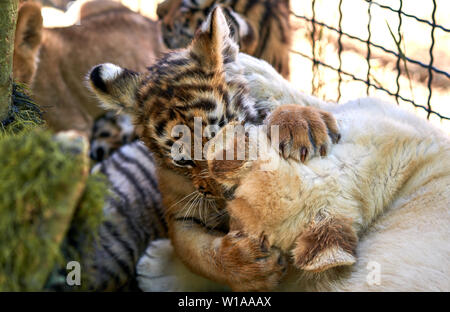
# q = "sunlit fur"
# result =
<box><xmin>157</xmin><ymin>0</ymin><xmax>292</xmax><ymax>78</ymax></box>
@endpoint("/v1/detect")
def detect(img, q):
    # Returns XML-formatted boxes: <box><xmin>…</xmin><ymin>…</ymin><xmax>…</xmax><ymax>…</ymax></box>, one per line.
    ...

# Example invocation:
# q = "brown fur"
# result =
<box><xmin>13</xmin><ymin>1</ymin><xmax>165</xmax><ymax>135</ymax></box>
<box><xmin>79</xmin><ymin>0</ymin><xmax>126</xmax><ymax>20</ymax></box>
<box><xmin>266</xmin><ymin>105</ymin><xmax>340</xmax><ymax>162</ymax></box>
<box><xmin>292</xmin><ymin>215</ymin><xmax>358</xmax><ymax>271</ymax></box>
<box><xmin>205</xmin><ymin>230</ymin><xmax>286</xmax><ymax>291</ymax></box>
<box><xmin>14</xmin><ymin>2</ymin><xmax>43</xmax><ymax>84</ymax></box>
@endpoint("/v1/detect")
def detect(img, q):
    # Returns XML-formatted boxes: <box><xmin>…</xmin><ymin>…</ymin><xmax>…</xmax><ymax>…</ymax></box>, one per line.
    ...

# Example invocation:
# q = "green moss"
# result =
<box><xmin>0</xmin><ymin>129</ymin><xmax>86</xmax><ymax>291</ymax></box>
<box><xmin>0</xmin><ymin>84</ymin><xmax>110</xmax><ymax>291</ymax></box>
<box><xmin>46</xmin><ymin>173</ymin><xmax>108</xmax><ymax>291</ymax></box>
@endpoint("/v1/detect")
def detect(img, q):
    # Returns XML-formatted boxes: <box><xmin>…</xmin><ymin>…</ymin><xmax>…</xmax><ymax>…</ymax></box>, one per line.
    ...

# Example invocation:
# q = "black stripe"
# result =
<box><xmin>218</xmin><ymin>115</ymin><xmax>227</xmax><ymax>127</ymax></box>
<box><xmin>223</xmin><ymin>7</ymin><xmax>240</xmax><ymax>43</ymax></box>
<box><xmin>164</xmin><ymin>57</ymin><xmax>191</xmax><ymax>67</ymax></box>
<box><xmin>109</xmin><ymin>157</ymin><xmax>162</xmax><ymax>240</ymax></box>
<box><xmin>115</xmin><ymin>150</ymin><xmax>160</xmax><ymax>206</ymax></box>
<box><xmin>107</xmin><ymin>195</ymin><xmax>145</xmax><ymax>244</ymax></box>
<box><xmin>176</xmin><ymin>99</ymin><xmax>217</xmax><ymax>111</ymax></box>
<box><xmin>172</xmin><ymin>68</ymin><xmax>214</xmax><ymax>82</ymax></box>
<box><xmin>274</xmin><ymin>9</ymin><xmax>288</xmax><ymax>43</ymax></box>
<box><xmin>100</xmin><ymin>164</ymin><xmax>148</xmax><ymax>243</ymax></box>
<box><xmin>244</xmin><ymin>0</ymin><xmax>259</xmax><ymax>14</ymax></box>
<box><xmin>120</xmin><ymin>146</ymin><xmax>165</xmax><ymax>233</ymax></box>
<box><xmin>110</xmin><ymin>157</ymin><xmax>148</xmax><ymax>203</ymax></box>
<box><xmin>92</xmin><ymin>263</ymin><xmax>123</xmax><ymax>291</ymax></box>
<box><xmin>208</xmin><ymin>116</ymin><xmax>218</xmax><ymax>124</ymax></box>
<box><xmin>155</xmin><ymin>120</ymin><xmax>167</xmax><ymax>137</ymax></box>
<box><xmin>255</xmin><ymin>2</ymin><xmax>272</xmax><ymax>57</ymax></box>
<box><xmin>102</xmin><ymin>220</ymin><xmax>137</xmax><ymax>262</ymax></box>
<box><xmin>135</xmin><ymin>142</ymin><xmax>156</xmax><ymax>164</ymax></box>
<box><xmin>189</xmin><ymin>51</ymin><xmax>203</xmax><ymax>65</ymax></box>
<box><xmin>99</xmin><ymin>233</ymin><xmax>134</xmax><ymax>278</ymax></box>
<box><xmin>90</xmin><ymin>65</ymin><xmax>108</xmax><ymax>93</ymax></box>
<box><xmin>140</xmin><ymin>70</ymin><xmax>215</xmax><ymax>104</ymax></box>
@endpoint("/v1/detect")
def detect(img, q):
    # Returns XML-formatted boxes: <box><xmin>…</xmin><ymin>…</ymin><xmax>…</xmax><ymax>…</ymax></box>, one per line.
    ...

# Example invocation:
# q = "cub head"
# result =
<box><xmin>13</xmin><ymin>2</ymin><xmax>43</xmax><ymax>84</ymax></box>
<box><xmin>157</xmin><ymin>0</ymin><xmax>248</xmax><ymax>51</ymax></box>
<box><xmin>88</xmin><ymin>7</ymin><xmax>244</xmax><ymax>198</ymax></box>
<box><xmin>89</xmin><ymin>111</ymin><xmax>137</xmax><ymax>161</ymax></box>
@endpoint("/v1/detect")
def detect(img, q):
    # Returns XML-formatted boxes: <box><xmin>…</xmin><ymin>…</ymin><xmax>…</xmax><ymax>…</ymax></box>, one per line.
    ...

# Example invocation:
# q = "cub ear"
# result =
<box><xmin>190</xmin><ymin>6</ymin><xmax>239</xmax><ymax>68</ymax></box>
<box><xmin>156</xmin><ymin>0</ymin><xmax>178</xmax><ymax>19</ymax></box>
<box><xmin>13</xmin><ymin>2</ymin><xmax>43</xmax><ymax>84</ymax></box>
<box><xmin>292</xmin><ymin>215</ymin><xmax>358</xmax><ymax>273</ymax></box>
<box><xmin>87</xmin><ymin>63</ymin><xmax>142</xmax><ymax>114</ymax></box>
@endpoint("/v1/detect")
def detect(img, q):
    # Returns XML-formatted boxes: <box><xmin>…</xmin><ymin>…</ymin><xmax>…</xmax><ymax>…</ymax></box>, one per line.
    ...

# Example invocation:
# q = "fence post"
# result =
<box><xmin>0</xmin><ymin>0</ymin><xmax>19</xmax><ymax>119</ymax></box>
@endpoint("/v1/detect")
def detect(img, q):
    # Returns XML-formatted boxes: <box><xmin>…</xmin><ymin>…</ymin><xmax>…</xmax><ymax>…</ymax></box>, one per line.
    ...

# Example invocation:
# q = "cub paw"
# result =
<box><xmin>265</xmin><ymin>105</ymin><xmax>340</xmax><ymax>162</ymax></box>
<box><xmin>137</xmin><ymin>239</ymin><xmax>227</xmax><ymax>292</ymax></box>
<box><xmin>217</xmin><ymin>231</ymin><xmax>287</xmax><ymax>291</ymax></box>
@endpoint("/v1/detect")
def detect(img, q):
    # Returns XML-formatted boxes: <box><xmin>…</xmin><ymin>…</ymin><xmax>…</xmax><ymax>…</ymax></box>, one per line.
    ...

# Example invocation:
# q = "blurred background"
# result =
<box><xmin>41</xmin><ymin>0</ymin><xmax>450</xmax><ymax>133</ymax></box>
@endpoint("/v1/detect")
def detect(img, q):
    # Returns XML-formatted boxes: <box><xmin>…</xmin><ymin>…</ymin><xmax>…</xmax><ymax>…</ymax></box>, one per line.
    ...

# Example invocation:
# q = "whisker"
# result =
<box><xmin>170</xmin><ymin>191</ymin><xmax>197</xmax><ymax>209</ymax></box>
<box><xmin>184</xmin><ymin>192</ymin><xmax>200</xmax><ymax>220</ymax></box>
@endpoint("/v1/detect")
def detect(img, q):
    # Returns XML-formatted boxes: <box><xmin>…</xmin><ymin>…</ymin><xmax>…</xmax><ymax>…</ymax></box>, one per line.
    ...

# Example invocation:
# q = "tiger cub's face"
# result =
<box><xmin>90</xmin><ymin>111</ymin><xmax>137</xmax><ymax>161</ymax></box>
<box><xmin>88</xmin><ymin>8</ymin><xmax>251</xmax><ymax>199</ymax></box>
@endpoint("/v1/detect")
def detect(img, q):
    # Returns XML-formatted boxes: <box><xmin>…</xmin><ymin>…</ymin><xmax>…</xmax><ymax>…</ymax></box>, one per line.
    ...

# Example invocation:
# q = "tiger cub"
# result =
<box><xmin>87</xmin><ymin>141</ymin><xmax>167</xmax><ymax>291</ymax></box>
<box><xmin>157</xmin><ymin>0</ymin><xmax>292</xmax><ymax>78</ymax></box>
<box><xmin>90</xmin><ymin>111</ymin><xmax>137</xmax><ymax>161</ymax></box>
<box><xmin>87</xmin><ymin>7</ymin><xmax>340</xmax><ymax>291</ymax></box>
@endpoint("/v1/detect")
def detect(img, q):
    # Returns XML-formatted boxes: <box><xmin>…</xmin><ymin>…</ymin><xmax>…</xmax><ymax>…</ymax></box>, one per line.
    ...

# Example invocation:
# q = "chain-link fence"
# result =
<box><xmin>290</xmin><ymin>0</ymin><xmax>449</xmax><ymax>122</ymax></box>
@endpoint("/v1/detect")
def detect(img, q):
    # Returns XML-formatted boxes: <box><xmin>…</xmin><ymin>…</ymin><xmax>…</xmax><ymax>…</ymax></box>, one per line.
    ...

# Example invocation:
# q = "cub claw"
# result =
<box><xmin>217</xmin><ymin>232</ymin><xmax>287</xmax><ymax>291</ymax></box>
<box><xmin>266</xmin><ymin>105</ymin><xmax>340</xmax><ymax>162</ymax></box>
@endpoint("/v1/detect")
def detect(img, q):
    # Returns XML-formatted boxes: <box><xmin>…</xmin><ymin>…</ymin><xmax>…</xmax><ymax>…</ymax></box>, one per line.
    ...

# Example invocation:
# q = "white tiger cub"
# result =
<box><xmin>137</xmin><ymin>52</ymin><xmax>450</xmax><ymax>291</ymax></box>
<box><xmin>206</xmin><ymin>96</ymin><xmax>450</xmax><ymax>277</ymax></box>
<box><xmin>88</xmin><ymin>141</ymin><xmax>167</xmax><ymax>291</ymax></box>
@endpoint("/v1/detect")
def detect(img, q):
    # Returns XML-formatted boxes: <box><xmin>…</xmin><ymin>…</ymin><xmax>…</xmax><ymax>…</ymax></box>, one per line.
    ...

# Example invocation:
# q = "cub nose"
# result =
<box><xmin>90</xmin><ymin>146</ymin><xmax>105</xmax><ymax>161</ymax></box>
<box><xmin>198</xmin><ymin>185</ymin><xmax>213</xmax><ymax>197</ymax></box>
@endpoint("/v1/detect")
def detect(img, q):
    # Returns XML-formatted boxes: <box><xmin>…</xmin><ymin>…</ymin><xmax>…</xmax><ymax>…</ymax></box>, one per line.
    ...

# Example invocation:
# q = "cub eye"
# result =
<box><xmin>173</xmin><ymin>158</ymin><xmax>196</xmax><ymax>168</ymax></box>
<box><xmin>99</xmin><ymin>131</ymin><xmax>111</xmax><ymax>138</ymax></box>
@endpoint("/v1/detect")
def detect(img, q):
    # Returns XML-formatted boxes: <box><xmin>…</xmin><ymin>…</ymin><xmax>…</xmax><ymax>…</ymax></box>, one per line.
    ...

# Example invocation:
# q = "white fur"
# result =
<box><xmin>246</xmin><ymin>98</ymin><xmax>450</xmax><ymax>291</ymax></box>
<box><xmin>99</xmin><ymin>63</ymin><xmax>123</xmax><ymax>81</ymax></box>
<box><xmin>232</xmin><ymin>54</ymin><xmax>450</xmax><ymax>291</ymax></box>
